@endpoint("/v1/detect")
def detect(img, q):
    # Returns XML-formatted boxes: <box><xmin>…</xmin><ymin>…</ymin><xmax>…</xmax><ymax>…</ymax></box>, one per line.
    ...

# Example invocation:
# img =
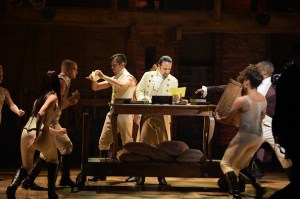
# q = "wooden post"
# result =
<box><xmin>214</xmin><ymin>0</ymin><xmax>222</xmax><ymax>21</ymax></box>
<box><xmin>110</xmin><ymin>0</ymin><xmax>118</xmax><ymax>14</ymax></box>
<box><xmin>81</xmin><ymin>112</ymin><xmax>90</xmax><ymax>170</ymax></box>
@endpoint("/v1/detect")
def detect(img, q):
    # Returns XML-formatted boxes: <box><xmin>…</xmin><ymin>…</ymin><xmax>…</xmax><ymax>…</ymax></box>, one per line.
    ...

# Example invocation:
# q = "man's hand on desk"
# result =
<box><xmin>176</xmin><ymin>99</ymin><xmax>189</xmax><ymax>105</ymax></box>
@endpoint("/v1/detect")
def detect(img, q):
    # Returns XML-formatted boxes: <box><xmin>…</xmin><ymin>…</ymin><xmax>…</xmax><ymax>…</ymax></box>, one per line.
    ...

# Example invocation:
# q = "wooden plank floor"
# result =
<box><xmin>0</xmin><ymin>168</ymin><xmax>288</xmax><ymax>199</ymax></box>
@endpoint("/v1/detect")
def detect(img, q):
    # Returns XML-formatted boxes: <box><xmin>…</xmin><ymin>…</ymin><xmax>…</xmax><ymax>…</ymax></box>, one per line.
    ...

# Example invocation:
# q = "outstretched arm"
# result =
<box><xmin>86</xmin><ymin>71</ymin><xmax>111</xmax><ymax>91</ymax></box>
<box><xmin>2</xmin><ymin>87</ymin><xmax>25</xmax><ymax>116</ymax></box>
<box><xmin>96</xmin><ymin>70</ymin><xmax>136</xmax><ymax>89</ymax></box>
<box><xmin>195</xmin><ymin>85</ymin><xmax>227</xmax><ymax>98</ymax></box>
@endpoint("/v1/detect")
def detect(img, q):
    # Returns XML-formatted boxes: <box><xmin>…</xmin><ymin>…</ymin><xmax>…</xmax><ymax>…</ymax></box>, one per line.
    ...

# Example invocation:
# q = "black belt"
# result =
<box><xmin>24</xmin><ymin>128</ymin><xmax>37</xmax><ymax>133</ymax></box>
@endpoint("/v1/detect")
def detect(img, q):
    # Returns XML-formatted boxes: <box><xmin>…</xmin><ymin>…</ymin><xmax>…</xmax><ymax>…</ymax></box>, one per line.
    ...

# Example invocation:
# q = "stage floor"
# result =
<box><xmin>0</xmin><ymin>168</ymin><xmax>289</xmax><ymax>199</ymax></box>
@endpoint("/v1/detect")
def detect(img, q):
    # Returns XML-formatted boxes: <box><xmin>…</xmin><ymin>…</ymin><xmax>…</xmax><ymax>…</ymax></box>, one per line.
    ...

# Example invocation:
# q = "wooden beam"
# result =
<box><xmin>214</xmin><ymin>0</ymin><xmax>222</xmax><ymax>21</ymax></box>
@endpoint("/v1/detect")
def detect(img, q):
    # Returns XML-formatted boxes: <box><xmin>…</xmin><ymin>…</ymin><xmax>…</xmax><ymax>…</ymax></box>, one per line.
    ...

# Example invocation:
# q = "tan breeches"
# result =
<box><xmin>20</xmin><ymin>129</ymin><xmax>36</xmax><ymax>173</ymax></box>
<box><xmin>220</xmin><ymin>132</ymin><xmax>264</xmax><ymax>176</ymax></box>
<box><xmin>139</xmin><ymin>115</ymin><xmax>169</xmax><ymax>147</ymax></box>
<box><xmin>21</xmin><ymin>128</ymin><xmax>59</xmax><ymax>168</ymax></box>
<box><xmin>51</xmin><ymin>122</ymin><xmax>73</xmax><ymax>155</ymax></box>
<box><xmin>99</xmin><ymin>111</ymin><xmax>134</xmax><ymax>150</ymax></box>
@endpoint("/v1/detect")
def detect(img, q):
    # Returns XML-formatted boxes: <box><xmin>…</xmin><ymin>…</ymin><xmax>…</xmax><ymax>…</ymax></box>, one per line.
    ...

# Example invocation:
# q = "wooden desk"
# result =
<box><xmin>76</xmin><ymin>103</ymin><xmax>222</xmax><ymax>190</ymax></box>
<box><xmin>110</xmin><ymin>104</ymin><xmax>216</xmax><ymax>161</ymax></box>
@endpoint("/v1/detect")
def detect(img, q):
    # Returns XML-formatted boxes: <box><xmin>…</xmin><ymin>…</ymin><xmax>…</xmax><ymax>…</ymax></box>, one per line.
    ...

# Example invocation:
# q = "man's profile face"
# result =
<box><xmin>159</xmin><ymin>61</ymin><xmax>172</xmax><ymax>78</ymax></box>
<box><xmin>67</xmin><ymin>64</ymin><xmax>78</xmax><ymax>79</ymax></box>
<box><xmin>111</xmin><ymin>58</ymin><xmax>124</xmax><ymax>75</ymax></box>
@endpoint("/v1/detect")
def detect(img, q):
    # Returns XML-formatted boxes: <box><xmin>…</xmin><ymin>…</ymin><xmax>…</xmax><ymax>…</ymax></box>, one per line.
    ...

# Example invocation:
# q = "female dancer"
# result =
<box><xmin>6</xmin><ymin>71</ymin><xmax>65</xmax><ymax>199</ymax></box>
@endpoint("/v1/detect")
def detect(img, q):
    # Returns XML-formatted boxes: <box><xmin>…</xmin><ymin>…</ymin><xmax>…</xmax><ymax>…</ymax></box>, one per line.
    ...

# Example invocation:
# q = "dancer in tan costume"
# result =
<box><xmin>7</xmin><ymin>71</ymin><xmax>63</xmax><ymax>199</ymax></box>
<box><xmin>0</xmin><ymin>64</ymin><xmax>25</xmax><ymax>181</ymax></box>
<box><xmin>20</xmin><ymin>60</ymin><xmax>80</xmax><ymax>191</ymax></box>
<box><xmin>215</xmin><ymin>67</ymin><xmax>267</xmax><ymax>199</ymax></box>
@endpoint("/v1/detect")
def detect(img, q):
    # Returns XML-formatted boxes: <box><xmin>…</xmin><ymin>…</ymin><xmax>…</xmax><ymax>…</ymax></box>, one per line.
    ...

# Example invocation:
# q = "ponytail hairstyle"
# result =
<box><xmin>32</xmin><ymin>71</ymin><xmax>61</xmax><ymax>116</ymax></box>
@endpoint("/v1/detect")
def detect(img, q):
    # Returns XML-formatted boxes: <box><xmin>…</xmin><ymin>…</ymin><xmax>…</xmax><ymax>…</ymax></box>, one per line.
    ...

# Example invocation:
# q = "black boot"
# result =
<box><xmin>240</xmin><ymin>168</ymin><xmax>265</xmax><ymax>199</ymax></box>
<box><xmin>238</xmin><ymin>177</ymin><xmax>246</xmax><ymax>193</ymax></box>
<box><xmin>59</xmin><ymin>154</ymin><xmax>76</xmax><ymax>187</ymax></box>
<box><xmin>22</xmin><ymin>157</ymin><xmax>47</xmax><ymax>190</ymax></box>
<box><xmin>6</xmin><ymin>167</ymin><xmax>28</xmax><ymax>199</ymax></box>
<box><xmin>218</xmin><ymin>174</ymin><xmax>245</xmax><ymax>193</ymax></box>
<box><xmin>158</xmin><ymin>177</ymin><xmax>167</xmax><ymax>185</ymax></box>
<box><xmin>48</xmin><ymin>163</ymin><xmax>59</xmax><ymax>199</ymax></box>
<box><xmin>224</xmin><ymin>171</ymin><xmax>242</xmax><ymax>199</ymax></box>
<box><xmin>218</xmin><ymin>174</ymin><xmax>230</xmax><ymax>192</ymax></box>
<box><xmin>136</xmin><ymin>176</ymin><xmax>145</xmax><ymax>185</ymax></box>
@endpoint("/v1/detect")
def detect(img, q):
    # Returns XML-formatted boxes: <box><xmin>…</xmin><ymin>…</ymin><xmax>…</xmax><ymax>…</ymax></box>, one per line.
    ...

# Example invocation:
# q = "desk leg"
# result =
<box><xmin>111</xmin><ymin>112</ymin><xmax>118</xmax><ymax>158</ymax></box>
<box><xmin>76</xmin><ymin>112</ymin><xmax>89</xmax><ymax>190</ymax></box>
<box><xmin>203</xmin><ymin>115</ymin><xmax>215</xmax><ymax>161</ymax></box>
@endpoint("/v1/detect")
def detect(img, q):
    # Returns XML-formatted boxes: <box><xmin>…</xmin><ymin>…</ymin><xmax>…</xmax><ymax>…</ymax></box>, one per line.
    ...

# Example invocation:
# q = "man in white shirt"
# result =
<box><xmin>86</xmin><ymin>54</ymin><xmax>137</xmax><ymax>181</ymax></box>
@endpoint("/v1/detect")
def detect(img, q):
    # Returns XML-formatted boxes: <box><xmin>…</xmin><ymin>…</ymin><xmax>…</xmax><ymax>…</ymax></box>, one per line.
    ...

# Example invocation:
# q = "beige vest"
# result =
<box><xmin>51</xmin><ymin>73</ymin><xmax>71</xmax><ymax>126</ymax></box>
<box><xmin>111</xmin><ymin>68</ymin><xmax>136</xmax><ymax>103</ymax></box>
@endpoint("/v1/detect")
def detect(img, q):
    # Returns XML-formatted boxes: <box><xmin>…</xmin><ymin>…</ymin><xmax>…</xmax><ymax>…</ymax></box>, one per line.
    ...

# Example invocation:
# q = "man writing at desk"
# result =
<box><xmin>134</xmin><ymin>55</ymin><xmax>178</xmax><ymax>185</ymax></box>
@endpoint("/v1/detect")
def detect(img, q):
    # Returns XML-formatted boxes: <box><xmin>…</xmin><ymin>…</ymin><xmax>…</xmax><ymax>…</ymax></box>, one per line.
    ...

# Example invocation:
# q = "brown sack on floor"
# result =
<box><xmin>176</xmin><ymin>149</ymin><xmax>206</xmax><ymax>163</ymax></box>
<box><xmin>157</xmin><ymin>140</ymin><xmax>189</xmax><ymax>157</ymax></box>
<box><xmin>150</xmin><ymin>148</ymin><xmax>175</xmax><ymax>162</ymax></box>
<box><xmin>123</xmin><ymin>142</ymin><xmax>156</xmax><ymax>158</ymax></box>
<box><xmin>117</xmin><ymin>148</ymin><xmax>151</xmax><ymax>162</ymax></box>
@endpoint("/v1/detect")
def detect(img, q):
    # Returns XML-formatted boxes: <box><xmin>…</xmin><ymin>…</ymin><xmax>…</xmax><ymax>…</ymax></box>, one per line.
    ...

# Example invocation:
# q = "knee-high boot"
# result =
<box><xmin>218</xmin><ymin>174</ymin><xmax>246</xmax><ymax>193</ymax></box>
<box><xmin>224</xmin><ymin>171</ymin><xmax>242</xmax><ymax>199</ymax></box>
<box><xmin>48</xmin><ymin>163</ymin><xmax>59</xmax><ymax>199</ymax></box>
<box><xmin>238</xmin><ymin>177</ymin><xmax>246</xmax><ymax>193</ymax></box>
<box><xmin>6</xmin><ymin>167</ymin><xmax>28</xmax><ymax>199</ymax></box>
<box><xmin>22</xmin><ymin>157</ymin><xmax>47</xmax><ymax>190</ymax></box>
<box><xmin>59</xmin><ymin>154</ymin><xmax>76</xmax><ymax>187</ymax></box>
<box><xmin>240</xmin><ymin>169</ymin><xmax>265</xmax><ymax>199</ymax></box>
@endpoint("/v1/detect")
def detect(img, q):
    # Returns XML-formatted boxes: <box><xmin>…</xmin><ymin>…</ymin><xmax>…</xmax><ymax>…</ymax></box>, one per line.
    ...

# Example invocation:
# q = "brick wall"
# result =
<box><xmin>1</xmin><ymin>20</ymin><xmax>299</xmax><ymax>164</ymax></box>
<box><xmin>0</xmin><ymin>0</ymin><xmax>300</xmax><ymax>169</ymax></box>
